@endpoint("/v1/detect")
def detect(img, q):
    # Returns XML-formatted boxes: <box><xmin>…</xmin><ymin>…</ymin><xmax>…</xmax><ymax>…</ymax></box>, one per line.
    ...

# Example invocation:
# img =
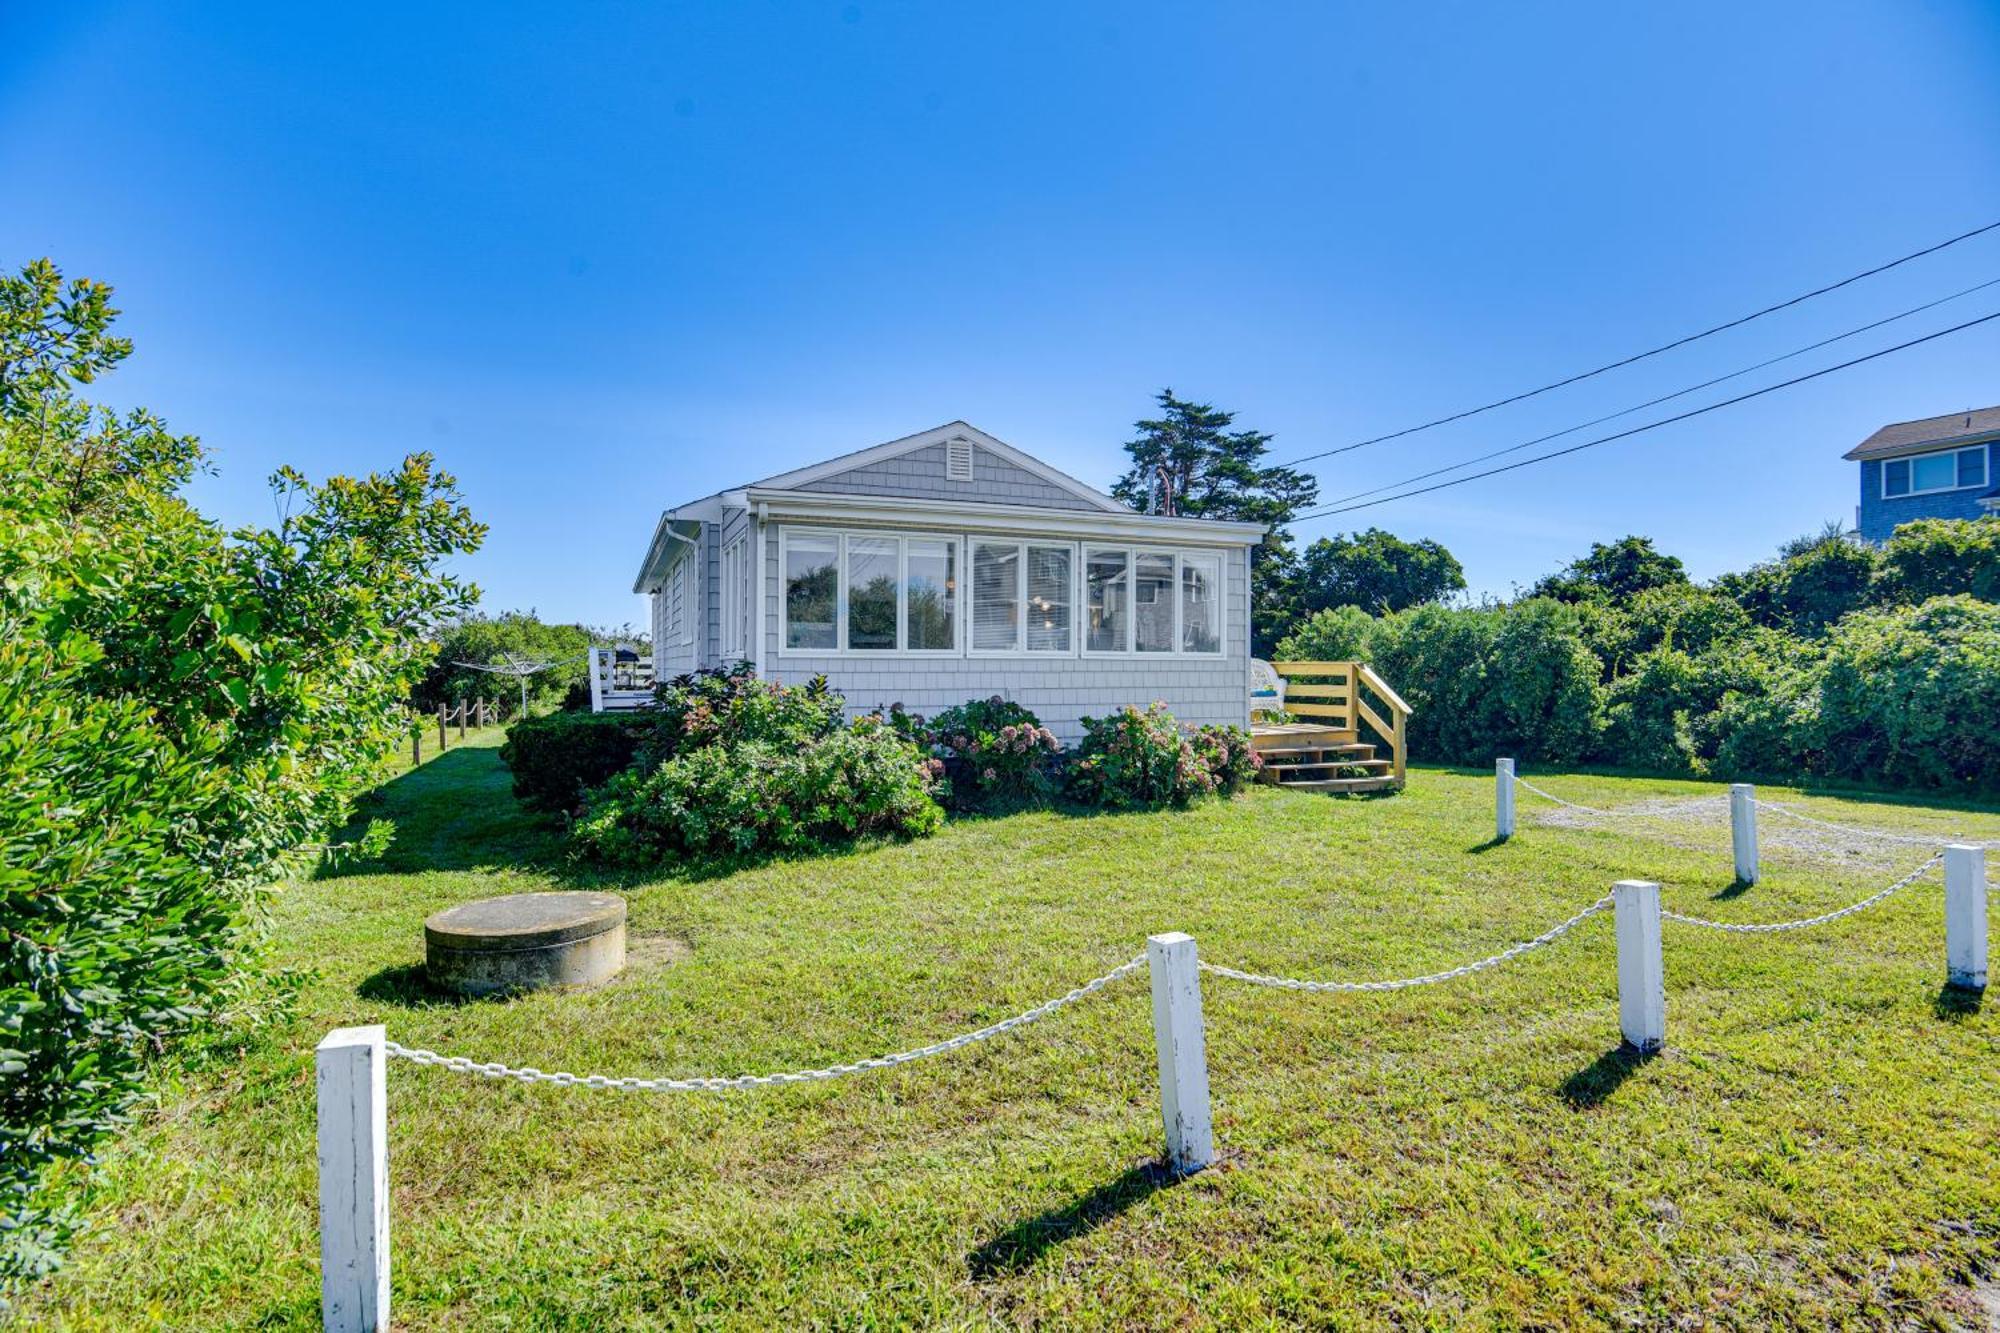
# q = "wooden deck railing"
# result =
<box><xmin>1269</xmin><ymin>660</ymin><xmax>1414</xmax><ymax>783</ymax></box>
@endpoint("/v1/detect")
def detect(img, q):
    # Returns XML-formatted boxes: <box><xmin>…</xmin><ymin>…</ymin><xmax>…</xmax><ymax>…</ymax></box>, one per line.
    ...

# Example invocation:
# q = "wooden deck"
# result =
<box><xmin>1250</xmin><ymin>661</ymin><xmax>1413</xmax><ymax>795</ymax></box>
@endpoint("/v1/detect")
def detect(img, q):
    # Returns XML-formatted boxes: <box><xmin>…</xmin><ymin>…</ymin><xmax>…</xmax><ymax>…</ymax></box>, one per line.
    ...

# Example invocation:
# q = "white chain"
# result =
<box><xmin>1198</xmin><ymin>895</ymin><xmax>1614</xmax><ymax>993</ymax></box>
<box><xmin>1661</xmin><ymin>855</ymin><xmax>1942</xmax><ymax>934</ymax></box>
<box><xmin>384</xmin><ymin>954</ymin><xmax>1146</xmax><ymax>1091</ymax></box>
<box><xmin>1513</xmin><ymin>775</ymin><xmax>1726</xmax><ymax>820</ymax></box>
<box><xmin>1754</xmin><ymin>799</ymin><xmax>1997</xmax><ymax>849</ymax></box>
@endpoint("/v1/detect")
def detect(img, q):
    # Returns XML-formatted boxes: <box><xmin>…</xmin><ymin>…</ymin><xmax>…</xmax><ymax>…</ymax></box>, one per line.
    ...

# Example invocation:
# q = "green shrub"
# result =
<box><xmin>572</xmin><ymin>718</ymin><xmax>943</xmax><ymax>868</ymax></box>
<box><xmin>913</xmin><ymin>696</ymin><xmax>1062</xmax><ymax>811</ymax></box>
<box><xmin>0</xmin><ymin>260</ymin><xmax>481</xmax><ymax>1282</ymax></box>
<box><xmin>1807</xmin><ymin>596</ymin><xmax>2000</xmax><ymax>792</ymax></box>
<box><xmin>1065</xmin><ymin>704</ymin><xmax>1216</xmax><ymax>809</ymax></box>
<box><xmin>637</xmin><ymin>665</ymin><xmax>843</xmax><ymax>769</ymax></box>
<box><xmin>1878</xmin><ymin>517</ymin><xmax>2000</xmax><ymax>606</ymax></box>
<box><xmin>500</xmin><ymin>711</ymin><xmax>660</xmax><ymax>814</ymax></box>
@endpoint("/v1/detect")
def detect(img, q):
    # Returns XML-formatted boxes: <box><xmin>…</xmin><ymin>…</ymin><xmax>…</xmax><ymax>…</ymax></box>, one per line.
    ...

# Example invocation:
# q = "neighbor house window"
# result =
<box><xmin>780</xmin><ymin>528</ymin><xmax>962</xmax><ymax>655</ymax></box>
<box><xmin>1083</xmin><ymin>546</ymin><xmax>1226</xmax><ymax>656</ymax></box>
<box><xmin>1882</xmin><ymin>445</ymin><xmax>1988</xmax><ymax>498</ymax></box>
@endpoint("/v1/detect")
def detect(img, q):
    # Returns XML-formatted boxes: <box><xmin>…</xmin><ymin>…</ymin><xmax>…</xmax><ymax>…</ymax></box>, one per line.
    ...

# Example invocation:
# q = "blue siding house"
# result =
<box><xmin>1846</xmin><ymin>405</ymin><xmax>2000</xmax><ymax>542</ymax></box>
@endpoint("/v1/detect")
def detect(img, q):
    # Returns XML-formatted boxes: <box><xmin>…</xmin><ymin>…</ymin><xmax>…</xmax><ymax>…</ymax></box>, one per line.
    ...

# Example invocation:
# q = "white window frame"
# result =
<box><xmin>1881</xmin><ymin>445</ymin><xmax>1988</xmax><ymax>499</ymax></box>
<box><xmin>1080</xmin><ymin>545</ymin><xmax>1227</xmax><ymax>658</ymax></box>
<box><xmin>777</xmin><ymin>526</ymin><xmax>964</xmax><ymax>659</ymax></box>
<box><xmin>720</xmin><ymin>538</ymin><xmax>746</xmax><ymax>661</ymax></box>
<box><xmin>967</xmin><ymin>539</ymin><xmax>1077</xmax><ymax>659</ymax></box>
<box><xmin>772</xmin><ymin>525</ymin><xmax>1229</xmax><ymax>660</ymax></box>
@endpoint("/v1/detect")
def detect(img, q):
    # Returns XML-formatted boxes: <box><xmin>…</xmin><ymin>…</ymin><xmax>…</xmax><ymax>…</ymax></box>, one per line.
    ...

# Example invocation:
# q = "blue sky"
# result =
<box><xmin>4</xmin><ymin>2</ymin><xmax>1998</xmax><ymax>628</ymax></box>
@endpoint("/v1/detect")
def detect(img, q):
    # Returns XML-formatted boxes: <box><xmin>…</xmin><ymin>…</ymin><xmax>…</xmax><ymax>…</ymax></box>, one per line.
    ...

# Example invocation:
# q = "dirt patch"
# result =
<box><xmin>622</xmin><ymin>931</ymin><xmax>692</xmax><ymax>973</ymax></box>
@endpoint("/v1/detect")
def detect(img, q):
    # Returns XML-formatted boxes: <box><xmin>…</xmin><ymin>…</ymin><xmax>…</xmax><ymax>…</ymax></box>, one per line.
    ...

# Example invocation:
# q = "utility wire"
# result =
<box><xmin>1291</xmin><ymin>307</ymin><xmax>2000</xmax><ymax>521</ymax></box>
<box><xmin>1315</xmin><ymin>274</ymin><xmax>2000</xmax><ymax>509</ymax></box>
<box><xmin>1272</xmin><ymin>218</ymin><xmax>2000</xmax><ymax>468</ymax></box>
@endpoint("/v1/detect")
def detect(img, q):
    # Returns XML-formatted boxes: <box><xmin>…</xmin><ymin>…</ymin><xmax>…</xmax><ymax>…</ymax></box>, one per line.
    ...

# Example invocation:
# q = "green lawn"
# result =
<box><xmin>18</xmin><ymin>732</ymin><xmax>2000</xmax><ymax>1329</ymax></box>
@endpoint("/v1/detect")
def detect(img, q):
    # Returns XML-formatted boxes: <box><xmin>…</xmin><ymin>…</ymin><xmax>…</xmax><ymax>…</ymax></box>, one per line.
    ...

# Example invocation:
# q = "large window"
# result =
<box><xmin>1083</xmin><ymin>546</ymin><xmax>1226</xmax><ymax>656</ymax></box>
<box><xmin>782</xmin><ymin>529</ymin><xmax>961</xmax><ymax>655</ymax></box>
<box><xmin>783</xmin><ymin>533</ymin><xmax>838</xmax><ymax>650</ymax></box>
<box><xmin>971</xmin><ymin>540</ymin><xmax>1073</xmax><ymax>654</ymax></box>
<box><xmin>1883</xmin><ymin>445</ymin><xmax>1988</xmax><ymax>498</ymax></box>
<box><xmin>778</xmin><ymin>527</ymin><xmax>1224</xmax><ymax>658</ymax></box>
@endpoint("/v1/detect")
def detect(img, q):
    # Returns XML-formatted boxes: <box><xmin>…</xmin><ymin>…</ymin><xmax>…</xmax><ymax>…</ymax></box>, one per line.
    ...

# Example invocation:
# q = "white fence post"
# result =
<box><xmin>587</xmin><ymin>647</ymin><xmax>605</xmax><ymax>714</ymax></box>
<box><xmin>1147</xmin><ymin>932</ymin><xmax>1214</xmax><ymax>1174</ymax></box>
<box><xmin>1730</xmin><ymin>784</ymin><xmax>1758</xmax><ymax>886</ymax></box>
<box><xmin>1496</xmin><ymin>758</ymin><xmax>1516</xmax><ymax>841</ymax></box>
<box><xmin>318</xmin><ymin>1025</ymin><xmax>390</xmax><ymax>1333</ymax></box>
<box><xmin>1944</xmin><ymin>844</ymin><xmax>1988</xmax><ymax>992</ymax></box>
<box><xmin>1613</xmin><ymin>880</ymin><xmax>1665</xmax><ymax>1054</ymax></box>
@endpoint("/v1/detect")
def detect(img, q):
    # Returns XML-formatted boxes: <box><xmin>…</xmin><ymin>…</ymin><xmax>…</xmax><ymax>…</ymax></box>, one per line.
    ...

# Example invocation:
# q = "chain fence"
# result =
<box><xmin>1512</xmin><ymin>775</ymin><xmax>1727</xmax><ymax>821</ymax></box>
<box><xmin>1753</xmin><ymin>798</ymin><xmax>2000</xmax><ymax>850</ymax></box>
<box><xmin>1198</xmin><ymin>894</ymin><xmax>1615</xmax><ymax>993</ymax></box>
<box><xmin>1660</xmin><ymin>855</ymin><xmax>1943</xmax><ymax>933</ymax></box>
<box><xmin>385</xmin><ymin>953</ymin><xmax>1146</xmax><ymax>1091</ymax></box>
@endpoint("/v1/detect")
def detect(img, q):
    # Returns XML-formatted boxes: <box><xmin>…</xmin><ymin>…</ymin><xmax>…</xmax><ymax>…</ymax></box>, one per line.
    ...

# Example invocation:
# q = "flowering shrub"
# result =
<box><xmin>573</xmin><ymin>717</ymin><xmax>943</xmax><ymax>868</ymax></box>
<box><xmin>914</xmin><ymin>696</ymin><xmax>1062</xmax><ymax>811</ymax></box>
<box><xmin>1065</xmin><ymin>703</ymin><xmax>1232</xmax><ymax>809</ymax></box>
<box><xmin>1190</xmin><ymin>723</ymin><xmax>1263</xmax><ymax>794</ymax></box>
<box><xmin>642</xmin><ymin>665</ymin><xmax>844</xmax><ymax>763</ymax></box>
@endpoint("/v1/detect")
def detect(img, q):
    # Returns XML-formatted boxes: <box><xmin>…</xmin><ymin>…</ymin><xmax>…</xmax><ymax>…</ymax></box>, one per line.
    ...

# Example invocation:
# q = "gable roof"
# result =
<box><xmin>1844</xmin><ymin>405</ymin><xmax>2000</xmax><ymax>460</ymax></box>
<box><xmin>747</xmin><ymin>421</ymin><xmax>1130</xmax><ymax>514</ymax></box>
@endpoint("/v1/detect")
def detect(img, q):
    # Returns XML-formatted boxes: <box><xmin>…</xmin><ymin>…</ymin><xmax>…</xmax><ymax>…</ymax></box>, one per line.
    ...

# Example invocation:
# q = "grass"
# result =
<box><xmin>16</xmin><ymin>732</ymin><xmax>2000</xmax><ymax>1329</ymax></box>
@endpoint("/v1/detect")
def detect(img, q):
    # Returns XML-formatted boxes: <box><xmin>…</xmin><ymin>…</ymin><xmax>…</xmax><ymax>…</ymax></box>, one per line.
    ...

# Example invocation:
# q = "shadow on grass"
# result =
<box><xmin>1934</xmin><ymin>984</ymin><xmax>1984</xmax><ymax>1022</ymax></box>
<box><xmin>323</xmin><ymin>745</ymin><xmax>578</xmax><ymax>880</ymax></box>
<box><xmin>1465</xmin><ymin>835</ymin><xmax>1508</xmax><ymax>854</ymax></box>
<box><xmin>356</xmin><ymin>962</ymin><xmax>473</xmax><ymax>1009</ymax></box>
<box><xmin>1558</xmin><ymin>1044</ymin><xmax>1658</xmax><ymax>1108</ymax></box>
<box><xmin>968</xmin><ymin>1162</ymin><xmax>1180</xmax><ymax>1279</ymax></box>
<box><xmin>1711</xmin><ymin>877</ymin><xmax>1755</xmax><ymax>901</ymax></box>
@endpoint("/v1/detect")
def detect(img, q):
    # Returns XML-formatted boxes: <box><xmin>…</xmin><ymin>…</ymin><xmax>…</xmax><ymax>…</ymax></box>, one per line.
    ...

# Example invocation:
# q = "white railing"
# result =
<box><xmin>587</xmin><ymin>647</ymin><xmax>656</xmax><ymax>713</ymax></box>
<box><xmin>315</xmin><ymin>824</ymin><xmax>1991</xmax><ymax>1331</ymax></box>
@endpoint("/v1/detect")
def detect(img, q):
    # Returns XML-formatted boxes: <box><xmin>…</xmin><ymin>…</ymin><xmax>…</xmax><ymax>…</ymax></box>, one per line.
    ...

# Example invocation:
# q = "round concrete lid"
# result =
<box><xmin>425</xmin><ymin>891</ymin><xmax>627</xmax><ymax>952</ymax></box>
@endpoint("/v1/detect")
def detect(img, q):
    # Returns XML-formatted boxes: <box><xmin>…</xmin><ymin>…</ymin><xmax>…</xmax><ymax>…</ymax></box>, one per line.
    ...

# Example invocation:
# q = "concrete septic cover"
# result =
<box><xmin>424</xmin><ymin>891</ymin><xmax>627</xmax><ymax>997</ymax></box>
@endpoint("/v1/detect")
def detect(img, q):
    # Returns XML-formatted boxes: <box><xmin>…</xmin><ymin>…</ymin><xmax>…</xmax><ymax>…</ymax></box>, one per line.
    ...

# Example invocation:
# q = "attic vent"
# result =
<box><xmin>945</xmin><ymin>437</ymin><xmax>975</xmax><ymax>481</ymax></box>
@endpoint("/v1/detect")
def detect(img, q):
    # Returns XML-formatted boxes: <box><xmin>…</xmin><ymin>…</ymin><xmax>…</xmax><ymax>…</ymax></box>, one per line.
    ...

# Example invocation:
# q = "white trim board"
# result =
<box><xmin>747</xmin><ymin>422</ymin><xmax>1131</xmax><ymax>515</ymax></box>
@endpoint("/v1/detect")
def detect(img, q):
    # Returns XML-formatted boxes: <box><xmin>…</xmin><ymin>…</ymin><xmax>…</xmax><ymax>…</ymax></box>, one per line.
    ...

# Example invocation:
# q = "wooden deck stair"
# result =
<box><xmin>1250</xmin><ymin>660</ymin><xmax>1414</xmax><ymax>795</ymax></box>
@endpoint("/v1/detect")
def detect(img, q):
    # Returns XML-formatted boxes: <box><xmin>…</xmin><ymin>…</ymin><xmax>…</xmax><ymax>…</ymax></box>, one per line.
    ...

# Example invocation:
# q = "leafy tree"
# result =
<box><xmin>0</xmin><ymin>260</ymin><xmax>483</xmax><ymax>1281</ymax></box>
<box><xmin>414</xmin><ymin>611</ymin><xmax>598</xmax><ymax>718</ymax></box>
<box><xmin>1532</xmin><ymin>536</ymin><xmax>1689</xmax><ymax>604</ymax></box>
<box><xmin>1294</xmin><ymin>528</ymin><xmax>1465</xmax><ymax>617</ymax></box>
<box><xmin>1717</xmin><ymin>535</ymin><xmax>1880</xmax><ymax>637</ymax></box>
<box><xmin>1111</xmin><ymin>389</ymin><xmax>1318</xmax><ymax>652</ymax></box>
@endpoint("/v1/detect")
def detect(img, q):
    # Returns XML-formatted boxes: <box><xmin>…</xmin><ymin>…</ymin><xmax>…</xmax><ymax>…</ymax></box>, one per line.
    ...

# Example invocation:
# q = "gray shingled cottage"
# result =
<box><xmin>630</xmin><ymin>422</ymin><xmax>1265</xmax><ymax>741</ymax></box>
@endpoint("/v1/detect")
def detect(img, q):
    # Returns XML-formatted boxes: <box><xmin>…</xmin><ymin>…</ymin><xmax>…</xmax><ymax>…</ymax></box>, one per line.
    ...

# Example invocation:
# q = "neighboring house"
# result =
<box><xmin>630</xmin><ymin>422</ymin><xmax>1266</xmax><ymax>740</ymax></box>
<box><xmin>1846</xmin><ymin>405</ymin><xmax>2000</xmax><ymax>543</ymax></box>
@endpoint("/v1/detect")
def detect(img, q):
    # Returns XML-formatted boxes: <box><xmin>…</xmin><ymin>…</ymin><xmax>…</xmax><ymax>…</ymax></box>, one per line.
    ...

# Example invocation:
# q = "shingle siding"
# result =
<box><xmin>1855</xmin><ymin>442</ymin><xmax>1999</xmax><ymax>542</ymax></box>
<box><xmin>794</xmin><ymin>442</ymin><xmax>1107</xmax><ymax>512</ymax></box>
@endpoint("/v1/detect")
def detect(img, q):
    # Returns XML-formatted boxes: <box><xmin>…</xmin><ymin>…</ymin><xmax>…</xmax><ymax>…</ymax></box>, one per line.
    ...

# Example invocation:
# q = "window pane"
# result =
<box><xmin>1026</xmin><ymin>546</ymin><xmax>1072</xmax><ymax>652</ymax></box>
<box><xmin>1960</xmin><ymin>447</ymin><xmax>1988</xmax><ymax>488</ymax></box>
<box><xmin>1912</xmin><ymin>452</ymin><xmax>1957</xmax><ymax>492</ymax></box>
<box><xmin>972</xmin><ymin>543</ymin><xmax>1020</xmax><ymax>651</ymax></box>
<box><xmin>907</xmin><ymin>539</ymin><xmax>956</xmax><ymax>651</ymax></box>
<box><xmin>1135</xmin><ymin>552</ymin><xmax>1175</xmax><ymax>653</ymax></box>
<box><xmin>846</xmin><ymin>537</ymin><xmax>898</xmax><ymax>650</ymax></box>
<box><xmin>1181</xmin><ymin>555</ymin><xmax>1221</xmax><ymax>653</ymax></box>
<box><xmin>1086</xmin><ymin>550</ymin><xmax>1128</xmax><ymax>652</ymax></box>
<box><xmin>784</xmin><ymin>534</ymin><xmax>837</xmax><ymax>649</ymax></box>
<box><xmin>1884</xmin><ymin>459</ymin><xmax>1910</xmax><ymax>496</ymax></box>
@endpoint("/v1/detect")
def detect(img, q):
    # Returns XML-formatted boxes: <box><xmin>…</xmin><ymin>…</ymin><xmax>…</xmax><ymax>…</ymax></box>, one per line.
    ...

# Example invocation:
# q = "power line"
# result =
<box><xmin>1272</xmin><ymin>218</ymin><xmax>2000</xmax><ymax>468</ymax></box>
<box><xmin>1291</xmin><ymin>307</ymin><xmax>2000</xmax><ymax>521</ymax></box>
<box><xmin>1314</xmin><ymin>274</ymin><xmax>2000</xmax><ymax>510</ymax></box>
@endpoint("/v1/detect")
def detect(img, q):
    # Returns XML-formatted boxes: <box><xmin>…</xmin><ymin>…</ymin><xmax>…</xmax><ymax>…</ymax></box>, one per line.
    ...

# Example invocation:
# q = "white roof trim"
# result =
<box><xmin>747</xmin><ymin>421</ymin><xmax>1130</xmax><ymax>514</ymax></box>
<box><xmin>743</xmin><ymin>488</ymin><xmax>1268</xmax><ymax>546</ymax></box>
<box><xmin>631</xmin><ymin>515</ymin><xmax>704</xmax><ymax>593</ymax></box>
